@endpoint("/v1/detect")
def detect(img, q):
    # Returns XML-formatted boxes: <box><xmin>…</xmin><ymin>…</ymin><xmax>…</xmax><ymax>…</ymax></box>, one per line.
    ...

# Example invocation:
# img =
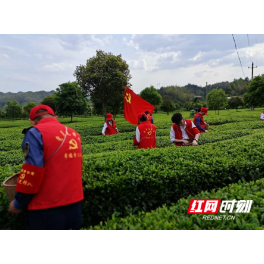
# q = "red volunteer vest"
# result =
<box><xmin>133</xmin><ymin>121</ymin><xmax>156</xmax><ymax>149</ymax></box>
<box><xmin>172</xmin><ymin>119</ymin><xmax>200</xmax><ymax>147</ymax></box>
<box><xmin>28</xmin><ymin>118</ymin><xmax>84</xmax><ymax>210</ymax></box>
<box><xmin>194</xmin><ymin>113</ymin><xmax>206</xmax><ymax>132</ymax></box>
<box><xmin>105</xmin><ymin>120</ymin><xmax>117</xmax><ymax>135</ymax></box>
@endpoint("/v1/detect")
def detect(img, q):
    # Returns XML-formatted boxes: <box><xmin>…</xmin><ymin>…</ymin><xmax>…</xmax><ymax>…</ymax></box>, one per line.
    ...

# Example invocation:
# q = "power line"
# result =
<box><xmin>247</xmin><ymin>34</ymin><xmax>250</xmax><ymax>48</ymax></box>
<box><xmin>235</xmin><ymin>34</ymin><xmax>246</xmax><ymax>70</ymax></box>
<box><xmin>232</xmin><ymin>34</ymin><xmax>246</xmax><ymax>78</ymax></box>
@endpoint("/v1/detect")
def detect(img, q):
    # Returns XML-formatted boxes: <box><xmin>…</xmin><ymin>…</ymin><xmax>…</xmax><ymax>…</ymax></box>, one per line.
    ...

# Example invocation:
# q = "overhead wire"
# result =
<box><xmin>236</xmin><ymin>34</ymin><xmax>246</xmax><ymax>71</ymax></box>
<box><xmin>246</xmin><ymin>34</ymin><xmax>252</xmax><ymax>78</ymax></box>
<box><xmin>232</xmin><ymin>34</ymin><xmax>246</xmax><ymax>78</ymax></box>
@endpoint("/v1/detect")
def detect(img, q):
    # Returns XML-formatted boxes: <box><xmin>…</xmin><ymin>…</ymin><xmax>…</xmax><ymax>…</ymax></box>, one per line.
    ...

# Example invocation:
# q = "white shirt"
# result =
<box><xmin>170</xmin><ymin>120</ymin><xmax>196</xmax><ymax>142</ymax></box>
<box><xmin>102</xmin><ymin>121</ymin><xmax>117</xmax><ymax>134</ymax></box>
<box><xmin>260</xmin><ymin>113</ymin><xmax>264</xmax><ymax>120</ymax></box>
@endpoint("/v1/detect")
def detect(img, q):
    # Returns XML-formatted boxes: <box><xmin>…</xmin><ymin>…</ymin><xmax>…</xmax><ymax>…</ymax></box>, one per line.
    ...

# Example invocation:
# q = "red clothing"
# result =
<box><xmin>28</xmin><ymin>118</ymin><xmax>84</xmax><ymax>210</ymax></box>
<box><xmin>133</xmin><ymin>121</ymin><xmax>156</xmax><ymax>149</ymax></box>
<box><xmin>105</xmin><ymin>120</ymin><xmax>117</xmax><ymax>135</ymax></box>
<box><xmin>146</xmin><ymin>114</ymin><xmax>152</xmax><ymax>123</ymax></box>
<box><xmin>194</xmin><ymin>112</ymin><xmax>206</xmax><ymax>132</ymax></box>
<box><xmin>172</xmin><ymin>119</ymin><xmax>200</xmax><ymax>147</ymax></box>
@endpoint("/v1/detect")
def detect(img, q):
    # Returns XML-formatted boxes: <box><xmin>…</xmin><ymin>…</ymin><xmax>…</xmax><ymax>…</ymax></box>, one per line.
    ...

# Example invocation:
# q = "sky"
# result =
<box><xmin>1</xmin><ymin>34</ymin><xmax>263</xmax><ymax>95</ymax></box>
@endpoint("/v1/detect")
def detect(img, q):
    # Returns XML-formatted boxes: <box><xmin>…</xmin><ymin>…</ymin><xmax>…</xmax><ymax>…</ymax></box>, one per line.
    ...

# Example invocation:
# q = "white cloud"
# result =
<box><xmin>128</xmin><ymin>59</ymin><xmax>146</xmax><ymax>70</ymax></box>
<box><xmin>189</xmin><ymin>51</ymin><xmax>203</xmax><ymax>62</ymax></box>
<box><xmin>0</xmin><ymin>53</ymin><xmax>9</xmax><ymax>59</ymax></box>
<box><xmin>42</xmin><ymin>62</ymin><xmax>72</xmax><ymax>72</ymax></box>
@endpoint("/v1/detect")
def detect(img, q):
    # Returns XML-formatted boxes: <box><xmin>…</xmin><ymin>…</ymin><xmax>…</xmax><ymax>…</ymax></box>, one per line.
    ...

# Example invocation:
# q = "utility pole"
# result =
<box><xmin>248</xmin><ymin>62</ymin><xmax>257</xmax><ymax>80</ymax></box>
<box><xmin>248</xmin><ymin>62</ymin><xmax>257</xmax><ymax>111</ymax></box>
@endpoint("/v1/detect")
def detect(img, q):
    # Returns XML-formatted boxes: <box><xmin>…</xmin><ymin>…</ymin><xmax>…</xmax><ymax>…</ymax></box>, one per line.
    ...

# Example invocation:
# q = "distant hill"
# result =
<box><xmin>0</xmin><ymin>90</ymin><xmax>55</xmax><ymax>110</ymax></box>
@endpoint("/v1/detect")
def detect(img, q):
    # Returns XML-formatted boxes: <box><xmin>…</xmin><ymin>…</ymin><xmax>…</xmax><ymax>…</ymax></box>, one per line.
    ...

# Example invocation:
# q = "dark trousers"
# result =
<box><xmin>26</xmin><ymin>201</ymin><xmax>82</xmax><ymax>230</ymax></box>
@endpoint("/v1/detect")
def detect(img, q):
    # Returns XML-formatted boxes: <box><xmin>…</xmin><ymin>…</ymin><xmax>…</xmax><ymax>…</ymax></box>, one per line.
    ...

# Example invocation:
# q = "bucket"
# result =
<box><xmin>2</xmin><ymin>173</ymin><xmax>19</xmax><ymax>202</ymax></box>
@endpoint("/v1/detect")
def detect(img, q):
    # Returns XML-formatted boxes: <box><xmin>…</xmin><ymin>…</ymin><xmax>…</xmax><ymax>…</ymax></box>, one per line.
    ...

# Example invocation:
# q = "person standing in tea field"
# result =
<box><xmin>102</xmin><ymin>113</ymin><xmax>119</xmax><ymax>135</ymax></box>
<box><xmin>145</xmin><ymin>109</ymin><xmax>154</xmax><ymax>124</ymax></box>
<box><xmin>193</xmin><ymin>107</ymin><xmax>209</xmax><ymax>133</ymax></box>
<box><xmin>8</xmin><ymin>105</ymin><xmax>84</xmax><ymax>230</ymax></box>
<box><xmin>170</xmin><ymin>113</ymin><xmax>200</xmax><ymax>146</ymax></box>
<box><xmin>133</xmin><ymin>112</ymin><xmax>156</xmax><ymax>149</ymax></box>
<box><xmin>260</xmin><ymin>109</ymin><xmax>264</xmax><ymax>121</ymax></box>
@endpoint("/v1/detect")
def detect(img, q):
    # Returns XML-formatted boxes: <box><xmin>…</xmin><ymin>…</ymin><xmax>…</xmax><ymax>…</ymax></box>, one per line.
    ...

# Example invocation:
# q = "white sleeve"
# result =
<box><xmin>170</xmin><ymin>126</ymin><xmax>175</xmax><ymax>142</ymax></box>
<box><xmin>102</xmin><ymin>122</ymin><xmax>107</xmax><ymax>134</ymax></box>
<box><xmin>191</xmin><ymin>121</ymin><xmax>196</xmax><ymax>128</ymax></box>
<box><xmin>136</xmin><ymin>127</ymin><xmax>140</xmax><ymax>142</ymax></box>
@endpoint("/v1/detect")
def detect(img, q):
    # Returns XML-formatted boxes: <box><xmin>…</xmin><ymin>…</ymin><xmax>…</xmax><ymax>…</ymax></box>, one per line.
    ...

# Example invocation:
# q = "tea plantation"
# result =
<box><xmin>1</xmin><ymin>108</ymin><xmax>264</xmax><ymax>230</ymax></box>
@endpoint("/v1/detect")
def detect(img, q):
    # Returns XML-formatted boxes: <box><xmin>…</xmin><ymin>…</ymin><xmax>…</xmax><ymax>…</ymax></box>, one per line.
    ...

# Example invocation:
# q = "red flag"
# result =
<box><xmin>124</xmin><ymin>86</ymin><xmax>155</xmax><ymax>125</ymax></box>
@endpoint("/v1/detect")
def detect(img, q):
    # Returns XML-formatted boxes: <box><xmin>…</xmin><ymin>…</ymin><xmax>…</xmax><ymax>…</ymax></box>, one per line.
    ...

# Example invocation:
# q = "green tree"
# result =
<box><xmin>54</xmin><ymin>82</ymin><xmax>90</xmax><ymax>122</ymax></box>
<box><xmin>140</xmin><ymin>86</ymin><xmax>162</xmax><ymax>109</ymax></box>
<box><xmin>5</xmin><ymin>100</ymin><xmax>22</xmax><ymax>119</ymax></box>
<box><xmin>174</xmin><ymin>103</ymin><xmax>181</xmax><ymax>110</ymax></box>
<box><xmin>228</xmin><ymin>96</ymin><xmax>243</xmax><ymax>111</ymax></box>
<box><xmin>0</xmin><ymin>109</ymin><xmax>3</xmax><ymax>119</ymax></box>
<box><xmin>207</xmin><ymin>88</ymin><xmax>227</xmax><ymax>115</ymax></box>
<box><xmin>23</xmin><ymin>102</ymin><xmax>37</xmax><ymax>115</ymax></box>
<box><xmin>41</xmin><ymin>95</ymin><xmax>57</xmax><ymax>112</ymax></box>
<box><xmin>160</xmin><ymin>99</ymin><xmax>176</xmax><ymax>115</ymax></box>
<box><xmin>243</xmin><ymin>74</ymin><xmax>264</xmax><ymax>109</ymax></box>
<box><xmin>74</xmin><ymin>50</ymin><xmax>131</xmax><ymax>117</ymax></box>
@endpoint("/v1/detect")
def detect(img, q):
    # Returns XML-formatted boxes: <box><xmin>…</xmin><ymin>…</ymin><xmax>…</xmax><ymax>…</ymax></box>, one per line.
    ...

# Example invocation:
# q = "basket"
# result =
<box><xmin>2</xmin><ymin>173</ymin><xmax>19</xmax><ymax>202</ymax></box>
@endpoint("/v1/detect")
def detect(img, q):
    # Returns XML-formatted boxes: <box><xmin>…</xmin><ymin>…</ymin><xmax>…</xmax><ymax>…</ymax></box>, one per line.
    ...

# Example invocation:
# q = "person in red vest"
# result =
<box><xmin>133</xmin><ymin>112</ymin><xmax>156</xmax><ymax>149</ymax></box>
<box><xmin>194</xmin><ymin>107</ymin><xmax>209</xmax><ymax>133</ymax></box>
<box><xmin>8</xmin><ymin>105</ymin><xmax>84</xmax><ymax>230</ymax></box>
<box><xmin>145</xmin><ymin>109</ymin><xmax>154</xmax><ymax>124</ymax></box>
<box><xmin>102</xmin><ymin>113</ymin><xmax>119</xmax><ymax>135</ymax></box>
<box><xmin>170</xmin><ymin>113</ymin><xmax>200</xmax><ymax>146</ymax></box>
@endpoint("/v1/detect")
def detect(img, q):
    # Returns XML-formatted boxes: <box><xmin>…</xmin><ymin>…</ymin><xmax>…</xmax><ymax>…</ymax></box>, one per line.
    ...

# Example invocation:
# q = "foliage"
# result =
<box><xmin>1</xmin><ymin>108</ymin><xmax>264</xmax><ymax>229</ymax></box>
<box><xmin>54</xmin><ymin>82</ymin><xmax>90</xmax><ymax>122</ymax></box>
<box><xmin>89</xmin><ymin>178</ymin><xmax>264</xmax><ymax>230</ymax></box>
<box><xmin>0</xmin><ymin>90</ymin><xmax>55</xmax><ymax>111</ymax></box>
<box><xmin>207</xmin><ymin>88</ymin><xmax>227</xmax><ymax>115</ymax></box>
<box><xmin>243</xmin><ymin>74</ymin><xmax>264</xmax><ymax>108</ymax></box>
<box><xmin>41</xmin><ymin>95</ymin><xmax>57</xmax><ymax>112</ymax></box>
<box><xmin>23</xmin><ymin>102</ymin><xmax>37</xmax><ymax>115</ymax></box>
<box><xmin>74</xmin><ymin>50</ymin><xmax>131</xmax><ymax>116</ymax></box>
<box><xmin>228</xmin><ymin>96</ymin><xmax>243</xmax><ymax>111</ymax></box>
<box><xmin>160</xmin><ymin>99</ymin><xmax>175</xmax><ymax>114</ymax></box>
<box><xmin>5</xmin><ymin>100</ymin><xmax>22</xmax><ymax>119</ymax></box>
<box><xmin>139</xmin><ymin>86</ymin><xmax>162</xmax><ymax>108</ymax></box>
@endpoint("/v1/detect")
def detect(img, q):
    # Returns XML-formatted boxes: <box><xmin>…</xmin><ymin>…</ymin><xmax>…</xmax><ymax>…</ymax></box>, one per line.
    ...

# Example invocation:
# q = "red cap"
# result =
<box><xmin>201</xmin><ymin>107</ymin><xmax>208</xmax><ymax>115</ymax></box>
<box><xmin>106</xmin><ymin>113</ymin><xmax>112</xmax><ymax>120</ymax></box>
<box><xmin>138</xmin><ymin>112</ymin><xmax>145</xmax><ymax>119</ymax></box>
<box><xmin>29</xmin><ymin>105</ymin><xmax>55</xmax><ymax>121</ymax></box>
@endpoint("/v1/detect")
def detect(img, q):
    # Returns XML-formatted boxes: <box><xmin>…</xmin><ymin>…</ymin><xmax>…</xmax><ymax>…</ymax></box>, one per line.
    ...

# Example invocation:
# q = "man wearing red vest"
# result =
<box><xmin>194</xmin><ymin>107</ymin><xmax>209</xmax><ymax>133</ymax></box>
<box><xmin>8</xmin><ymin>105</ymin><xmax>84</xmax><ymax>230</ymax></box>
<box><xmin>102</xmin><ymin>113</ymin><xmax>119</xmax><ymax>135</ymax></box>
<box><xmin>133</xmin><ymin>112</ymin><xmax>156</xmax><ymax>149</ymax></box>
<box><xmin>170</xmin><ymin>113</ymin><xmax>200</xmax><ymax>146</ymax></box>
